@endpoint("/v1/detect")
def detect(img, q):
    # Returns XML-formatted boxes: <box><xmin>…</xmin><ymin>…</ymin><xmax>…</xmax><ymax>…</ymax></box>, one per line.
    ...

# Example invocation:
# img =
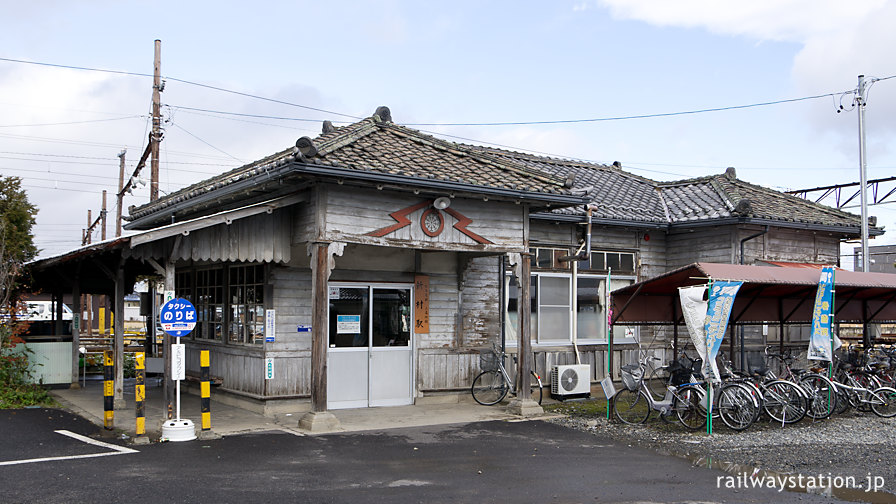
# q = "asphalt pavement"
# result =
<box><xmin>0</xmin><ymin>408</ymin><xmax>853</xmax><ymax>504</ymax></box>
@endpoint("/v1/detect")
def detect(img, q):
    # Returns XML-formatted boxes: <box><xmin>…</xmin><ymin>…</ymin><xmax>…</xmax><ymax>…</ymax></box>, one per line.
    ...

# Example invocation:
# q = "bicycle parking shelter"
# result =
<box><xmin>610</xmin><ymin>262</ymin><xmax>896</xmax><ymax>367</ymax></box>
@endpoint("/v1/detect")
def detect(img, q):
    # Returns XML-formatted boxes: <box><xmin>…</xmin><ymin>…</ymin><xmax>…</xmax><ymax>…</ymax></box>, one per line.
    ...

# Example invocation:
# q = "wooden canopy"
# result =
<box><xmin>611</xmin><ymin>262</ymin><xmax>896</xmax><ymax>326</ymax></box>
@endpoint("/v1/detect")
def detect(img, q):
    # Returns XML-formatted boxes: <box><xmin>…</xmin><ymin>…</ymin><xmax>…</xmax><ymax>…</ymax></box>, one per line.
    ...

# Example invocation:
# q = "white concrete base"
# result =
<box><xmin>299</xmin><ymin>411</ymin><xmax>340</xmax><ymax>432</ymax></box>
<box><xmin>506</xmin><ymin>398</ymin><xmax>544</xmax><ymax>417</ymax></box>
<box><xmin>161</xmin><ymin>419</ymin><xmax>196</xmax><ymax>442</ymax></box>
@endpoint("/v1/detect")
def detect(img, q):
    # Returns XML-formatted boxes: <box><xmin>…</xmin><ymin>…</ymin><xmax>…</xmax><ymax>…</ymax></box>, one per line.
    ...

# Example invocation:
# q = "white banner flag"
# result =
<box><xmin>679</xmin><ymin>285</ymin><xmax>708</xmax><ymax>364</ymax></box>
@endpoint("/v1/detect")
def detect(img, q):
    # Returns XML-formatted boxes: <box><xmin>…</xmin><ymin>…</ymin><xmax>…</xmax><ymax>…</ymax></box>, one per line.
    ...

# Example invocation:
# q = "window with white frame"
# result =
<box><xmin>503</xmin><ymin>266</ymin><xmax>637</xmax><ymax>346</ymax></box>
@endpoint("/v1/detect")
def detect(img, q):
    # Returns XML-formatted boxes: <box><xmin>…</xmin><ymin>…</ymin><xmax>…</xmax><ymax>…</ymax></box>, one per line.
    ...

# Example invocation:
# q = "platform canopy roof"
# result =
<box><xmin>611</xmin><ymin>262</ymin><xmax>896</xmax><ymax>325</ymax></box>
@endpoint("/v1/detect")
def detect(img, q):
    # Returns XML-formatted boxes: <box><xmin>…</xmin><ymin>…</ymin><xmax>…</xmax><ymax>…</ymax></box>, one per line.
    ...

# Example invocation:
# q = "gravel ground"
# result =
<box><xmin>548</xmin><ymin>404</ymin><xmax>896</xmax><ymax>500</ymax></box>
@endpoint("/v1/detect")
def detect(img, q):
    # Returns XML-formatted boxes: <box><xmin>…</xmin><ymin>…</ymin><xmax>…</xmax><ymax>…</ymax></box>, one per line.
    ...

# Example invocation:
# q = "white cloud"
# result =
<box><xmin>598</xmin><ymin>0</ymin><xmax>888</xmax><ymax>43</ymax></box>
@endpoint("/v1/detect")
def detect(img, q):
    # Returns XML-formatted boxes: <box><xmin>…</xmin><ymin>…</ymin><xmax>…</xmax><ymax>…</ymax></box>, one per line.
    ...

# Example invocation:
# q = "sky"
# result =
<box><xmin>2</xmin><ymin>0</ymin><xmax>895</xmax><ymax>268</ymax></box>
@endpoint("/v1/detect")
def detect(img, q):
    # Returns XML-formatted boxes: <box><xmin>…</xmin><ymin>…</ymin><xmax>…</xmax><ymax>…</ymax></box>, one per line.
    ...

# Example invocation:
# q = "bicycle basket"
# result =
<box><xmin>620</xmin><ymin>364</ymin><xmax>642</xmax><ymax>391</ymax></box>
<box><xmin>479</xmin><ymin>350</ymin><xmax>499</xmax><ymax>372</ymax></box>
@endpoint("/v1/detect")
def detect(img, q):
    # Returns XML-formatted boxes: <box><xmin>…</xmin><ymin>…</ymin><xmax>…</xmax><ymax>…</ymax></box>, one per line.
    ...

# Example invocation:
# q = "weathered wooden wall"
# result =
<box><xmin>128</xmin><ymin>209</ymin><xmax>291</xmax><ymax>263</ymax></box>
<box><xmin>321</xmin><ymin>186</ymin><xmax>526</xmax><ymax>252</ymax></box>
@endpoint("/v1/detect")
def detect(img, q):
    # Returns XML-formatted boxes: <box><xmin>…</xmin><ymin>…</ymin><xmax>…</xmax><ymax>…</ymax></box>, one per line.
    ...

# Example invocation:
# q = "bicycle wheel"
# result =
<box><xmin>529</xmin><ymin>370</ymin><xmax>543</xmax><ymax>405</ymax></box>
<box><xmin>761</xmin><ymin>380</ymin><xmax>807</xmax><ymax>424</ymax></box>
<box><xmin>612</xmin><ymin>388</ymin><xmax>650</xmax><ymax>425</ymax></box>
<box><xmin>675</xmin><ymin>385</ymin><xmax>707</xmax><ymax>430</ymax></box>
<box><xmin>471</xmin><ymin>370</ymin><xmax>509</xmax><ymax>405</ymax></box>
<box><xmin>799</xmin><ymin>374</ymin><xmax>837</xmax><ymax>419</ymax></box>
<box><xmin>870</xmin><ymin>387</ymin><xmax>896</xmax><ymax>418</ymax></box>
<box><xmin>646</xmin><ymin>367</ymin><xmax>670</xmax><ymax>400</ymax></box>
<box><xmin>718</xmin><ymin>383</ymin><xmax>758</xmax><ymax>431</ymax></box>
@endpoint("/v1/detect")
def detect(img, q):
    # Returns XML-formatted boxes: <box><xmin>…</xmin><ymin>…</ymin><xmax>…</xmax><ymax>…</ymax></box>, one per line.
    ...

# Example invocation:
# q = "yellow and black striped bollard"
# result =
<box><xmin>103</xmin><ymin>350</ymin><xmax>114</xmax><ymax>429</ymax></box>
<box><xmin>200</xmin><ymin>350</ymin><xmax>211</xmax><ymax>431</ymax></box>
<box><xmin>135</xmin><ymin>352</ymin><xmax>145</xmax><ymax>436</ymax></box>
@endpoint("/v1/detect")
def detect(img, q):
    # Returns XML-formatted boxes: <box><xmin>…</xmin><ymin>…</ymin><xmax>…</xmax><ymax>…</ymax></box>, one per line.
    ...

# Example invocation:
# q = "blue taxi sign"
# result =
<box><xmin>160</xmin><ymin>298</ymin><xmax>197</xmax><ymax>337</ymax></box>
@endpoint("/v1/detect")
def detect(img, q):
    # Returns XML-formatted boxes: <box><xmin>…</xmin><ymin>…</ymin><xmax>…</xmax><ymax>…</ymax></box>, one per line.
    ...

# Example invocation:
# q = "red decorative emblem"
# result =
<box><xmin>367</xmin><ymin>200</ymin><xmax>493</xmax><ymax>244</ymax></box>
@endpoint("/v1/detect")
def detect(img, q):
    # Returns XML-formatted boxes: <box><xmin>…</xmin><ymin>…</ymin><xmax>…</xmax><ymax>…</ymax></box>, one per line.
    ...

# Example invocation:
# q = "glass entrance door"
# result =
<box><xmin>327</xmin><ymin>284</ymin><xmax>414</xmax><ymax>409</ymax></box>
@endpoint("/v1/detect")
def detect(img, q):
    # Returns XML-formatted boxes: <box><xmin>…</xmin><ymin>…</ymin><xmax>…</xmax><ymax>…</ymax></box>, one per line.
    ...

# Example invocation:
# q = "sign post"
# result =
<box><xmin>160</xmin><ymin>297</ymin><xmax>197</xmax><ymax>442</ymax></box>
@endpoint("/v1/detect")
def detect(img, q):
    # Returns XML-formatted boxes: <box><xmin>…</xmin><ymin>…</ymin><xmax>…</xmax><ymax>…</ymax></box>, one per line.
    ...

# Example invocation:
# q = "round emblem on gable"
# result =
<box><xmin>421</xmin><ymin>208</ymin><xmax>444</xmax><ymax>237</ymax></box>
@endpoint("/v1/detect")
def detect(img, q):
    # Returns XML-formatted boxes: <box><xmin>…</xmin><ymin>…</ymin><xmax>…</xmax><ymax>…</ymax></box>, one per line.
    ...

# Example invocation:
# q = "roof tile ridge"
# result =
<box><xmin>383</xmin><ymin>123</ymin><xmax>569</xmax><ymax>188</ymax></box>
<box><xmin>467</xmin><ymin>145</ymin><xmax>661</xmax><ymax>184</ymax></box>
<box><xmin>728</xmin><ymin>176</ymin><xmax>861</xmax><ymax>219</ymax></box>
<box><xmin>314</xmin><ymin>118</ymin><xmax>379</xmax><ymax>156</ymax></box>
<box><xmin>128</xmin><ymin>147</ymin><xmax>295</xmax><ymax>218</ymax></box>
<box><xmin>708</xmin><ymin>176</ymin><xmax>738</xmax><ymax>212</ymax></box>
<box><xmin>655</xmin><ymin>186</ymin><xmax>673</xmax><ymax>223</ymax></box>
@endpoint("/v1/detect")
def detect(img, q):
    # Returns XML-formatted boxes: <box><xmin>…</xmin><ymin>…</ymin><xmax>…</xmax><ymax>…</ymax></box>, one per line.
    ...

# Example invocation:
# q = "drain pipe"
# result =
<box><xmin>738</xmin><ymin>225</ymin><xmax>769</xmax><ymax>370</ymax></box>
<box><xmin>571</xmin><ymin>205</ymin><xmax>598</xmax><ymax>364</ymax></box>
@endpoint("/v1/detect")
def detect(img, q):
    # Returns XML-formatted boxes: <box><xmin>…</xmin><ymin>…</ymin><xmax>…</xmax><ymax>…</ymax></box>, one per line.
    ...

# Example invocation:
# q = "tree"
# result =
<box><xmin>0</xmin><ymin>176</ymin><xmax>51</xmax><ymax>408</ymax></box>
<box><xmin>0</xmin><ymin>175</ymin><xmax>38</xmax><ymax>344</ymax></box>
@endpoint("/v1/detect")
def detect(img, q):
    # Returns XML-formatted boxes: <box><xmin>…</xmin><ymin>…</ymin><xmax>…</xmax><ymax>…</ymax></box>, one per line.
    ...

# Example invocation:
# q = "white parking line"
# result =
<box><xmin>0</xmin><ymin>430</ymin><xmax>138</xmax><ymax>466</ymax></box>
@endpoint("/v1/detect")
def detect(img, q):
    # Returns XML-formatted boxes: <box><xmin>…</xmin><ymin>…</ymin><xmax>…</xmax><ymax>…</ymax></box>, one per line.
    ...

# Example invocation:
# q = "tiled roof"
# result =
<box><xmin>312</xmin><ymin>117</ymin><xmax>570</xmax><ymax>193</ymax></box>
<box><xmin>128</xmin><ymin>110</ymin><xmax>574</xmax><ymax>223</ymax></box>
<box><xmin>127</xmin><ymin>107</ymin><xmax>862</xmax><ymax>233</ymax></box>
<box><xmin>659</xmin><ymin>171</ymin><xmax>861</xmax><ymax>228</ymax></box>
<box><xmin>476</xmin><ymin>147</ymin><xmax>862</xmax><ymax>230</ymax></box>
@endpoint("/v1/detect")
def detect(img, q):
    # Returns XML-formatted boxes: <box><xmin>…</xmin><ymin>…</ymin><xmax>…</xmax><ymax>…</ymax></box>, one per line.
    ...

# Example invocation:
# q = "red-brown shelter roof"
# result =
<box><xmin>611</xmin><ymin>262</ymin><xmax>896</xmax><ymax>325</ymax></box>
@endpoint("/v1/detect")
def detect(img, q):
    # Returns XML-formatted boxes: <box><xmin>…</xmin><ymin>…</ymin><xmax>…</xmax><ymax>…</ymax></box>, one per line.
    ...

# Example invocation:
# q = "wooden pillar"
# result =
<box><xmin>113</xmin><ymin>264</ymin><xmax>126</xmax><ymax>409</ymax></box>
<box><xmin>300</xmin><ymin>242</ymin><xmax>343</xmax><ymax>432</ymax></box>
<box><xmin>517</xmin><ymin>252</ymin><xmax>532</xmax><ymax>401</ymax></box>
<box><xmin>311</xmin><ymin>242</ymin><xmax>329</xmax><ymax>412</ymax></box>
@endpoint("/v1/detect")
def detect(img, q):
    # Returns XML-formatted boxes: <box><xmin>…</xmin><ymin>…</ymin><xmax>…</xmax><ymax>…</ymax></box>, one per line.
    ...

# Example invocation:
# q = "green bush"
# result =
<box><xmin>0</xmin><ymin>325</ymin><xmax>55</xmax><ymax>409</ymax></box>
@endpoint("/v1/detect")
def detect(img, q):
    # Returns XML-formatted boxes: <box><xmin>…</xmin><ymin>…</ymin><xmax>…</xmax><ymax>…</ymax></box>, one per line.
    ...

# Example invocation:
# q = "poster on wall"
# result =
<box><xmin>336</xmin><ymin>315</ymin><xmax>361</xmax><ymax>334</ymax></box>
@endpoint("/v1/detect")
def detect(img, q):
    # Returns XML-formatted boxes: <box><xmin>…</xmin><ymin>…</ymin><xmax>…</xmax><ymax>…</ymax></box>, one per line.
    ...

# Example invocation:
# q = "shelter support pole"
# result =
<box><xmin>863</xmin><ymin>300</ymin><xmax>871</xmax><ymax>348</ymax></box>
<box><xmin>778</xmin><ymin>298</ymin><xmax>785</xmax><ymax>355</ymax></box>
<box><xmin>729</xmin><ymin>322</ymin><xmax>735</xmax><ymax>368</ymax></box>
<box><xmin>300</xmin><ymin>241</ymin><xmax>343</xmax><ymax>432</ymax></box>
<box><xmin>113</xmin><ymin>264</ymin><xmax>126</xmax><ymax>410</ymax></box>
<box><xmin>71</xmin><ymin>278</ymin><xmax>81</xmax><ymax>388</ymax></box>
<box><xmin>672</xmin><ymin>296</ymin><xmax>678</xmax><ymax>361</ymax></box>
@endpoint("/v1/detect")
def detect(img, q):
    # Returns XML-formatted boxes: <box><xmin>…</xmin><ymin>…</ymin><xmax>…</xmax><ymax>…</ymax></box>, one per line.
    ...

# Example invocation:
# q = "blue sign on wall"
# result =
<box><xmin>160</xmin><ymin>298</ymin><xmax>197</xmax><ymax>337</ymax></box>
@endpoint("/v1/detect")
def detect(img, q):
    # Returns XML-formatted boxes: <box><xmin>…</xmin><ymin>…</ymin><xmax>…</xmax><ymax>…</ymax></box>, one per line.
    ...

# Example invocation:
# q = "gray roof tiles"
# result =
<box><xmin>127</xmin><ymin>109</ymin><xmax>863</xmax><ymax>233</ymax></box>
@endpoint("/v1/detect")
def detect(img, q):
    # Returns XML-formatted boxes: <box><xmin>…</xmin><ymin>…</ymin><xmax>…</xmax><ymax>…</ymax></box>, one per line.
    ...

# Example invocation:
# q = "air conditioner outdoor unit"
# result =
<box><xmin>551</xmin><ymin>364</ymin><xmax>591</xmax><ymax>398</ymax></box>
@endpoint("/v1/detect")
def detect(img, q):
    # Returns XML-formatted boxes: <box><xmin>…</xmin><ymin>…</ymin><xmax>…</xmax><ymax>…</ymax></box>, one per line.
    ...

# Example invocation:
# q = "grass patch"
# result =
<box><xmin>544</xmin><ymin>397</ymin><xmax>610</xmax><ymax>417</ymax></box>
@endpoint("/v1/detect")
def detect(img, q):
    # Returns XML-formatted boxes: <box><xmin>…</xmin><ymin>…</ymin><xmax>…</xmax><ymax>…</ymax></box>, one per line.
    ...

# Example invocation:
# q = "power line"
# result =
<box><xmin>0</xmin><ymin>115</ymin><xmax>144</xmax><ymax>128</ymax></box>
<box><xmin>0</xmin><ymin>56</ymin><xmax>362</xmax><ymax>121</ymax></box>
<box><xmin>168</xmin><ymin>123</ymin><xmax>242</xmax><ymax>163</ymax></box>
<box><xmin>405</xmin><ymin>92</ymin><xmax>860</xmax><ymax>126</ymax></box>
<box><xmin>6</xmin><ymin>56</ymin><xmax>889</xmax><ymax>128</ymax></box>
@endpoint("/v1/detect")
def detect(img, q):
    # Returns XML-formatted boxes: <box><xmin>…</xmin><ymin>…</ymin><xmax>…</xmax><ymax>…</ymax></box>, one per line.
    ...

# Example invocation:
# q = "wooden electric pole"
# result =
<box><xmin>116</xmin><ymin>150</ymin><xmax>126</xmax><ymax>237</ymax></box>
<box><xmin>101</xmin><ymin>190</ymin><xmax>107</xmax><ymax>241</ymax></box>
<box><xmin>150</xmin><ymin>39</ymin><xmax>162</xmax><ymax>201</ymax></box>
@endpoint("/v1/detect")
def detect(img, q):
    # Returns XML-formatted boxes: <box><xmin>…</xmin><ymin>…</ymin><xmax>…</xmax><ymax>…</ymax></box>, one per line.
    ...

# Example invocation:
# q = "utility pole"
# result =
<box><xmin>150</xmin><ymin>39</ymin><xmax>162</xmax><ymax>201</ymax></box>
<box><xmin>116</xmin><ymin>150</ymin><xmax>126</xmax><ymax>237</ymax></box>
<box><xmin>857</xmin><ymin>74</ymin><xmax>870</xmax><ymax>273</ymax></box>
<box><xmin>101</xmin><ymin>190</ymin><xmax>107</xmax><ymax>241</ymax></box>
<box><xmin>86</xmin><ymin>210</ymin><xmax>92</xmax><ymax>245</ymax></box>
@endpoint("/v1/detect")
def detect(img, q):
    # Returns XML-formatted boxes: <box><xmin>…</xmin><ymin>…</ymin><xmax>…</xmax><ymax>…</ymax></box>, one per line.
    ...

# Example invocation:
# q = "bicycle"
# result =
<box><xmin>612</xmin><ymin>356</ymin><xmax>701</xmax><ymax>427</ymax></box>
<box><xmin>471</xmin><ymin>343</ymin><xmax>543</xmax><ymax>406</ymax></box>
<box><xmin>765</xmin><ymin>346</ymin><xmax>838</xmax><ymax>420</ymax></box>
<box><xmin>828</xmin><ymin>357</ymin><xmax>896</xmax><ymax>417</ymax></box>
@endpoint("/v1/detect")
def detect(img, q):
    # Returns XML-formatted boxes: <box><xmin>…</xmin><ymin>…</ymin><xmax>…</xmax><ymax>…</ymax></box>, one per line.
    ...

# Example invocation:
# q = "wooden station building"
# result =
<box><xmin>26</xmin><ymin>106</ymin><xmax>875</xmax><ymax>428</ymax></box>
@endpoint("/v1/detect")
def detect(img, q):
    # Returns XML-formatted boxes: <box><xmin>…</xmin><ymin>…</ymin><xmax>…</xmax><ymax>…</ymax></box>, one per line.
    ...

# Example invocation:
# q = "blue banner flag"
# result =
<box><xmin>703</xmin><ymin>280</ymin><xmax>743</xmax><ymax>382</ymax></box>
<box><xmin>808</xmin><ymin>267</ymin><xmax>835</xmax><ymax>361</ymax></box>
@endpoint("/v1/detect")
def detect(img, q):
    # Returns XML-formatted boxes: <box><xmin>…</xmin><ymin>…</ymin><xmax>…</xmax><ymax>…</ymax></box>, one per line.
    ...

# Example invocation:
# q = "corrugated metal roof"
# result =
<box><xmin>611</xmin><ymin>262</ymin><xmax>896</xmax><ymax>324</ymax></box>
